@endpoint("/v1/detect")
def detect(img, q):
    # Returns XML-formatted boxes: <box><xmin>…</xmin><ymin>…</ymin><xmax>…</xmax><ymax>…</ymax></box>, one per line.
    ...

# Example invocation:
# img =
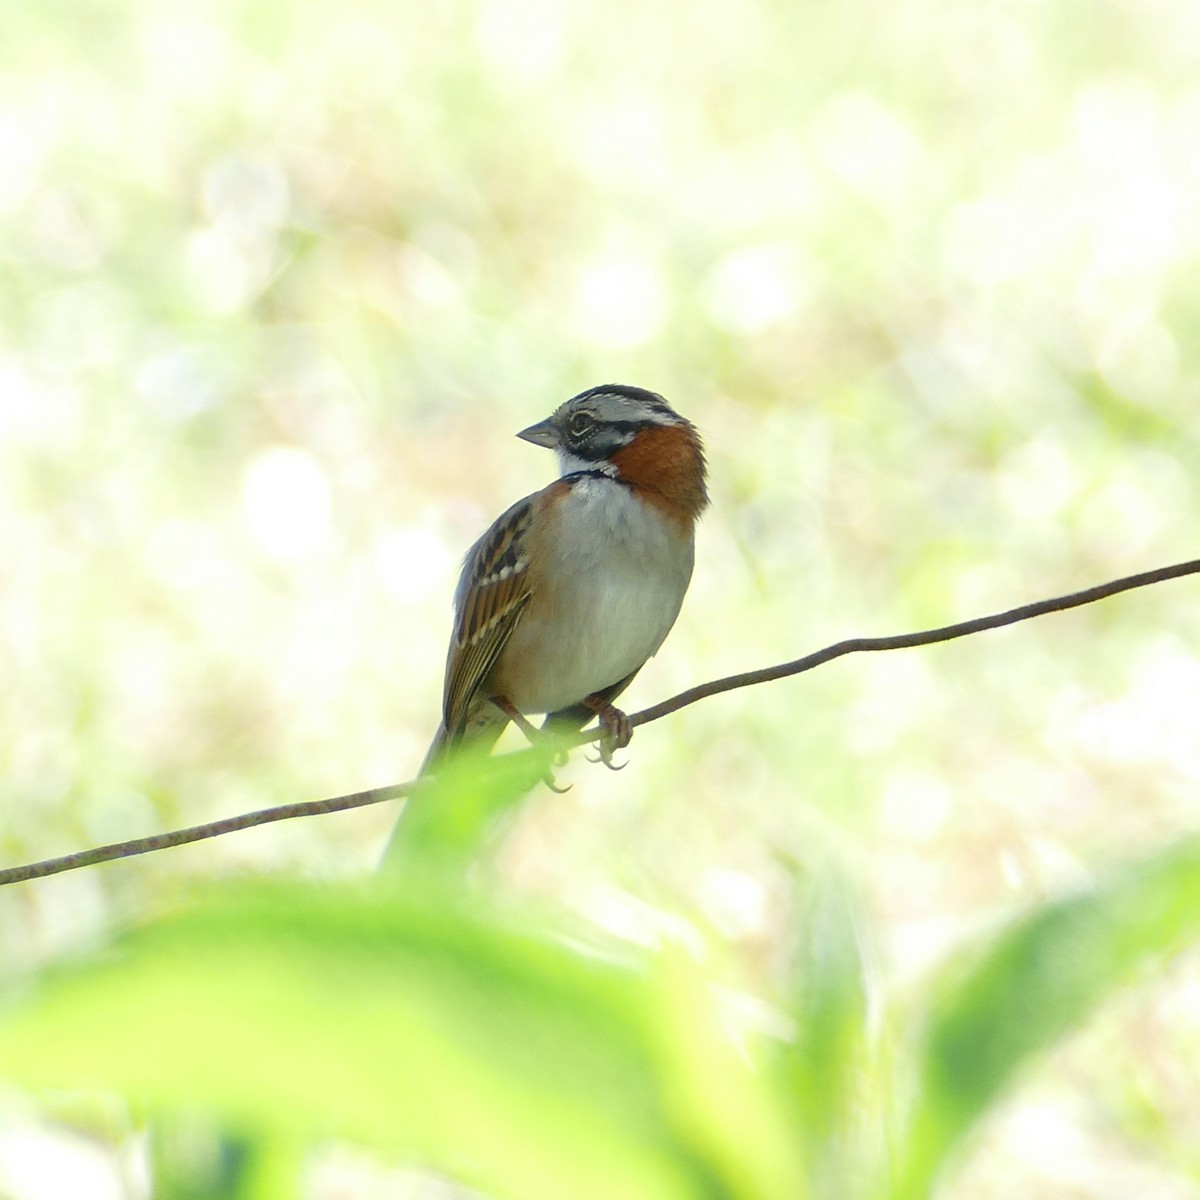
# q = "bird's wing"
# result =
<box><xmin>442</xmin><ymin>494</ymin><xmax>536</xmax><ymax>740</ymax></box>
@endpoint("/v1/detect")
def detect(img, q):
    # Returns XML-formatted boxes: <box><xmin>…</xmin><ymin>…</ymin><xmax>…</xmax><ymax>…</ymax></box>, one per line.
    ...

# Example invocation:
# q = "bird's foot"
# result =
<box><xmin>490</xmin><ymin>695</ymin><xmax>571</xmax><ymax>791</ymax></box>
<box><xmin>581</xmin><ymin>695</ymin><xmax>632</xmax><ymax>770</ymax></box>
<box><xmin>490</xmin><ymin>695</ymin><xmax>539</xmax><ymax>743</ymax></box>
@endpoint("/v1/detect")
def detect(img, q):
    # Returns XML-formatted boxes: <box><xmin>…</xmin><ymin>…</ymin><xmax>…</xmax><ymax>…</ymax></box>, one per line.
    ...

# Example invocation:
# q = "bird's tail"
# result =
<box><xmin>417</xmin><ymin>722</ymin><xmax>451</xmax><ymax>779</ymax></box>
<box><xmin>416</xmin><ymin>713</ymin><xmax>510</xmax><ymax>780</ymax></box>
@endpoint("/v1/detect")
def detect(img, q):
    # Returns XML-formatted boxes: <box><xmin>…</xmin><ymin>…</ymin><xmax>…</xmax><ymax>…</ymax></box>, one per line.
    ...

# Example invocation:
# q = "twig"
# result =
<box><xmin>2</xmin><ymin>557</ymin><xmax>1197</xmax><ymax>888</ymax></box>
<box><xmin>632</xmin><ymin>556</ymin><xmax>1200</xmax><ymax>726</ymax></box>
<box><xmin>0</xmin><ymin>784</ymin><xmax>409</xmax><ymax>886</ymax></box>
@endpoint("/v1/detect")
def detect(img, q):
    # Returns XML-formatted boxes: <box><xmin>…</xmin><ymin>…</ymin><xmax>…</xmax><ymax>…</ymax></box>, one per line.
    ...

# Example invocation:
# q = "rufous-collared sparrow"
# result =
<box><xmin>422</xmin><ymin>384</ymin><xmax>707</xmax><ymax>774</ymax></box>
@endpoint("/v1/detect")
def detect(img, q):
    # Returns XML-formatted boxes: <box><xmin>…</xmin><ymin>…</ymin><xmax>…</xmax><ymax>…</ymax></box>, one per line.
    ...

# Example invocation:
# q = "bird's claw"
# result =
<box><xmin>583</xmin><ymin>697</ymin><xmax>632</xmax><ymax>771</ymax></box>
<box><xmin>593</xmin><ymin>742</ymin><xmax>628</xmax><ymax>770</ymax></box>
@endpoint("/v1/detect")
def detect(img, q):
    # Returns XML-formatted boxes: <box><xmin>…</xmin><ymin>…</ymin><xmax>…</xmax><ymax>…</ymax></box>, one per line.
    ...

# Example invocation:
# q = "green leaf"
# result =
<box><xmin>775</xmin><ymin>869</ymin><xmax>873</xmax><ymax>1197</ymax></box>
<box><xmin>380</xmin><ymin>744</ymin><xmax>558</xmax><ymax>875</ymax></box>
<box><xmin>0</xmin><ymin>880</ymin><xmax>805</xmax><ymax>1200</ymax></box>
<box><xmin>652</xmin><ymin>949</ymin><xmax>810</xmax><ymax>1200</ymax></box>
<box><xmin>896</xmin><ymin>835</ymin><xmax>1200</xmax><ymax>1198</ymax></box>
<box><xmin>147</xmin><ymin>1121</ymin><xmax>301</xmax><ymax>1200</ymax></box>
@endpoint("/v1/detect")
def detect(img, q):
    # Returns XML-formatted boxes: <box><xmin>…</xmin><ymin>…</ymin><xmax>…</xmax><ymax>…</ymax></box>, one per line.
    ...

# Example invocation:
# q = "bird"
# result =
<box><xmin>421</xmin><ymin>383</ymin><xmax>707</xmax><ymax>778</ymax></box>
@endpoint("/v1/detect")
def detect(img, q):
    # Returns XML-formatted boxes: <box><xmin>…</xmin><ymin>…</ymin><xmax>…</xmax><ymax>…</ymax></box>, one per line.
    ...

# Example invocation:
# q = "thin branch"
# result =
<box><xmin>632</xmin><ymin>556</ymin><xmax>1200</xmax><ymax>727</ymax></box>
<box><xmin>0</xmin><ymin>784</ymin><xmax>410</xmax><ymax>886</ymax></box>
<box><xmin>2</xmin><ymin>556</ymin><xmax>1197</xmax><ymax>888</ymax></box>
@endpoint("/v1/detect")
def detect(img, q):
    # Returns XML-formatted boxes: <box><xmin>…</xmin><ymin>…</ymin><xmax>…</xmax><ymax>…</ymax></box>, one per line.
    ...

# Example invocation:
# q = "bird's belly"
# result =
<box><xmin>500</xmin><ymin>491</ymin><xmax>693</xmax><ymax>714</ymax></box>
<box><xmin>506</xmin><ymin>574</ymin><xmax>681</xmax><ymax>713</ymax></box>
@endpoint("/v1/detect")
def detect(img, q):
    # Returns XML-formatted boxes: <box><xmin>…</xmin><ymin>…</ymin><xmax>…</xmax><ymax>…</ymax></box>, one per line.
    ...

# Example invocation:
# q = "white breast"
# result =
<box><xmin>504</xmin><ymin>476</ymin><xmax>694</xmax><ymax>715</ymax></box>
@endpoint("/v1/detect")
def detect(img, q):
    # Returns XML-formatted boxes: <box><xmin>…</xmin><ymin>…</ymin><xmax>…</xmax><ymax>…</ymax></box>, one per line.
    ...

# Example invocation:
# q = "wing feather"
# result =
<box><xmin>442</xmin><ymin>496</ymin><xmax>536</xmax><ymax>739</ymax></box>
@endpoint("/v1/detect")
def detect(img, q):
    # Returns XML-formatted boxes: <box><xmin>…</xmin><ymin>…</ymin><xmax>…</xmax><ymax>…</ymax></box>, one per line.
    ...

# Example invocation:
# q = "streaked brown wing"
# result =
<box><xmin>442</xmin><ymin>496</ymin><xmax>536</xmax><ymax>739</ymax></box>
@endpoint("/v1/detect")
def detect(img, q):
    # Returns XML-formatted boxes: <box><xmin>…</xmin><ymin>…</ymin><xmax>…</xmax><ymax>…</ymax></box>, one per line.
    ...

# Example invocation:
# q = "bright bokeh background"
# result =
<box><xmin>2</xmin><ymin>0</ymin><xmax>1200</xmax><ymax>1195</ymax></box>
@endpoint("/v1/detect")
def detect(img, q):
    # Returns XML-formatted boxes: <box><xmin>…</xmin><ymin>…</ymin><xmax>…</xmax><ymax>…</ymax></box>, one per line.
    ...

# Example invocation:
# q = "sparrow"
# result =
<box><xmin>422</xmin><ymin>384</ymin><xmax>707</xmax><ymax>776</ymax></box>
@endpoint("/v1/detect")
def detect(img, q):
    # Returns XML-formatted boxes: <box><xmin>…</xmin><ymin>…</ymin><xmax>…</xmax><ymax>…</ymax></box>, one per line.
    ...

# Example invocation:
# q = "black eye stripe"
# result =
<box><xmin>573</xmin><ymin>419</ymin><xmax>644</xmax><ymax>437</ymax></box>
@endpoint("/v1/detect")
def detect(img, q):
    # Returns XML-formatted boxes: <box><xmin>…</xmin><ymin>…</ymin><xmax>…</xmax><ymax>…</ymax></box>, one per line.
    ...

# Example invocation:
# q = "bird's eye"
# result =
<box><xmin>567</xmin><ymin>412</ymin><xmax>595</xmax><ymax>439</ymax></box>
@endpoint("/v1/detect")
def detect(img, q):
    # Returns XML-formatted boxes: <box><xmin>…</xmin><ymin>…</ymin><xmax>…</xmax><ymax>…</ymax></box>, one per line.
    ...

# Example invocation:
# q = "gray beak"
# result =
<box><xmin>516</xmin><ymin>417</ymin><xmax>559</xmax><ymax>449</ymax></box>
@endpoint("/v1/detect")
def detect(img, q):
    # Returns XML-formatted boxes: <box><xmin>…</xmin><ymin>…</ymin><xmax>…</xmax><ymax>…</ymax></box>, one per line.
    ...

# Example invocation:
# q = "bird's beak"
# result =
<box><xmin>516</xmin><ymin>417</ymin><xmax>559</xmax><ymax>449</ymax></box>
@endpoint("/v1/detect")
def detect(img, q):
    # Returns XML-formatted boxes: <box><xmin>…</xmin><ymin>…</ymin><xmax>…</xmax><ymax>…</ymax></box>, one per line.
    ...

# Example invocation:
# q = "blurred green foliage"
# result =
<box><xmin>2</xmin><ymin>0</ymin><xmax>1200</xmax><ymax>1194</ymax></box>
<box><xmin>3</xmin><ymin>760</ymin><xmax>1200</xmax><ymax>1197</ymax></box>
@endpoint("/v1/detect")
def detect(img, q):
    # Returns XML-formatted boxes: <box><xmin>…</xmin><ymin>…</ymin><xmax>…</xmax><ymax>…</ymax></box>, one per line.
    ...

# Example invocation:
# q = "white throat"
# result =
<box><xmin>556</xmin><ymin>449</ymin><xmax>617</xmax><ymax>478</ymax></box>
